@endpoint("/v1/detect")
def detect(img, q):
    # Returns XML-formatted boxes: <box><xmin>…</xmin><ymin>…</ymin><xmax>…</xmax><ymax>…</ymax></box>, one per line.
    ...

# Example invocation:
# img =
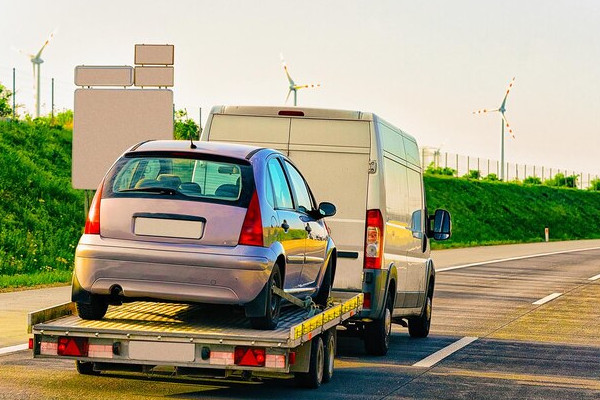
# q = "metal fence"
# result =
<box><xmin>421</xmin><ymin>149</ymin><xmax>599</xmax><ymax>190</ymax></box>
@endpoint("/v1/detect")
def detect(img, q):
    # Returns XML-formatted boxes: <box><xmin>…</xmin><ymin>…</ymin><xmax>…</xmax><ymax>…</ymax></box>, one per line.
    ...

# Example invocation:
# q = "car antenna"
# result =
<box><xmin>190</xmin><ymin>135</ymin><xmax>197</xmax><ymax>149</ymax></box>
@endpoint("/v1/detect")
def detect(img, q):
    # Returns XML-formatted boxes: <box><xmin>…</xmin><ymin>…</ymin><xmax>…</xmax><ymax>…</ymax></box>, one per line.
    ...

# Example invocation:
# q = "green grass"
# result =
<box><xmin>0</xmin><ymin>120</ymin><xmax>84</xmax><ymax>288</ymax></box>
<box><xmin>425</xmin><ymin>175</ymin><xmax>600</xmax><ymax>249</ymax></box>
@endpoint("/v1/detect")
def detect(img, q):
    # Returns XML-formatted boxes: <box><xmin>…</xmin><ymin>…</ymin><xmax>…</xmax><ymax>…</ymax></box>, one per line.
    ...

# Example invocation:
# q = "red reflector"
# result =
<box><xmin>234</xmin><ymin>346</ymin><xmax>266</xmax><ymax>367</ymax></box>
<box><xmin>289</xmin><ymin>351</ymin><xmax>296</xmax><ymax>365</ymax></box>
<box><xmin>238</xmin><ymin>191</ymin><xmax>263</xmax><ymax>247</ymax></box>
<box><xmin>28</xmin><ymin>338</ymin><xmax>34</xmax><ymax>350</ymax></box>
<box><xmin>278</xmin><ymin>110</ymin><xmax>304</xmax><ymax>117</ymax></box>
<box><xmin>363</xmin><ymin>292</ymin><xmax>371</xmax><ymax>309</ymax></box>
<box><xmin>57</xmin><ymin>337</ymin><xmax>89</xmax><ymax>357</ymax></box>
<box><xmin>364</xmin><ymin>209</ymin><xmax>384</xmax><ymax>269</ymax></box>
<box><xmin>84</xmin><ymin>181</ymin><xmax>104</xmax><ymax>235</ymax></box>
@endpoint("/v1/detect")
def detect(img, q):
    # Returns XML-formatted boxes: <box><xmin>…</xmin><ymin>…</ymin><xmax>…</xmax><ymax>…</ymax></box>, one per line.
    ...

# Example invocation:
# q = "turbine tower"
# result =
<box><xmin>280</xmin><ymin>54</ymin><xmax>320</xmax><ymax>106</ymax></box>
<box><xmin>473</xmin><ymin>77</ymin><xmax>516</xmax><ymax>181</ymax></box>
<box><xmin>23</xmin><ymin>31</ymin><xmax>55</xmax><ymax>118</ymax></box>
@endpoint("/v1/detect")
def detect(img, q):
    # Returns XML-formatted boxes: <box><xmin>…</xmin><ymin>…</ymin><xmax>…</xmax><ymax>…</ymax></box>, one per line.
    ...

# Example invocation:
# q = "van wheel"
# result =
<box><xmin>295</xmin><ymin>336</ymin><xmax>324</xmax><ymax>389</ymax></box>
<box><xmin>249</xmin><ymin>264</ymin><xmax>282</xmax><ymax>330</ymax></box>
<box><xmin>314</xmin><ymin>262</ymin><xmax>332</xmax><ymax>307</ymax></box>
<box><xmin>75</xmin><ymin>361</ymin><xmax>100</xmax><ymax>375</ymax></box>
<box><xmin>76</xmin><ymin>295</ymin><xmax>108</xmax><ymax>320</ymax></box>
<box><xmin>408</xmin><ymin>290</ymin><xmax>432</xmax><ymax>338</ymax></box>
<box><xmin>364</xmin><ymin>292</ymin><xmax>392</xmax><ymax>356</ymax></box>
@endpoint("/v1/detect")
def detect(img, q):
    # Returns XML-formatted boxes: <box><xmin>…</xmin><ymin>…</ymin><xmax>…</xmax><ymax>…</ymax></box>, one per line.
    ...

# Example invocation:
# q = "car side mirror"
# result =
<box><xmin>317</xmin><ymin>202</ymin><xmax>336</xmax><ymax>218</ymax></box>
<box><xmin>429</xmin><ymin>209</ymin><xmax>451</xmax><ymax>241</ymax></box>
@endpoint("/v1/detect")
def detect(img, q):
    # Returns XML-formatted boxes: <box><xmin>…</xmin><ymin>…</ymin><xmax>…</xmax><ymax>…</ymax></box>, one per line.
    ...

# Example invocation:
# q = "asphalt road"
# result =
<box><xmin>1</xmin><ymin>244</ymin><xmax>599</xmax><ymax>399</ymax></box>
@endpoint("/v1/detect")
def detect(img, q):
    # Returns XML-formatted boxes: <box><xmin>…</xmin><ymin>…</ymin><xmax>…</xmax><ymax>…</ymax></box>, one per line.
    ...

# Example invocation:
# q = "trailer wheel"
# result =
<box><xmin>76</xmin><ymin>295</ymin><xmax>108</xmax><ymax>320</ymax></box>
<box><xmin>364</xmin><ymin>292</ymin><xmax>392</xmax><ymax>356</ymax></box>
<box><xmin>75</xmin><ymin>361</ymin><xmax>99</xmax><ymax>375</ymax></box>
<box><xmin>322</xmin><ymin>329</ymin><xmax>336</xmax><ymax>383</ymax></box>
<box><xmin>295</xmin><ymin>336</ymin><xmax>324</xmax><ymax>389</ymax></box>
<box><xmin>249</xmin><ymin>264</ymin><xmax>282</xmax><ymax>330</ymax></box>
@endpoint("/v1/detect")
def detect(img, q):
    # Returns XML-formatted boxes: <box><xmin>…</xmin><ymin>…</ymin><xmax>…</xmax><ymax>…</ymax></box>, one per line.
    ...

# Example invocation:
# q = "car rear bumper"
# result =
<box><xmin>73</xmin><ymin>234</ymin><xmax>276</xmax><ymax>305</ymax></box>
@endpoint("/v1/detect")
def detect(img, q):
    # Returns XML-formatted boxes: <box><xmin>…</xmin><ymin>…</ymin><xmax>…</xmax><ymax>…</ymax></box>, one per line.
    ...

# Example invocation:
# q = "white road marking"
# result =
<box><xmin>533</xmin><ymin>292</ymin><xmax>562</xmax><ymax>305</ymax></box>
<box><xmin>588</xmin><ymin>273</ymin><xmax>600</xmax><ymax>281</ymax></box>
<box><xmin>437</xmin><ymin>246</ymin><xmax>600</xmax><ymax>273</ymax></box>
<box><xmin>413</xmin><ymin>336</ymin><xmax>478</xmax><ymax>368</ymax></box>
<box><xmin>0</xmin><ymin>343</ymin><xmax>28</xmax><ymax>355</ymax></box>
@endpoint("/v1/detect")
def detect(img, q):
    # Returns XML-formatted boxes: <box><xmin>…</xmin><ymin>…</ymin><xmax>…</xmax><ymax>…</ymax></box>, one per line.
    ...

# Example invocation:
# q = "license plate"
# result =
<box><xmin>128</xmin><ymin>341</ymin><xmax>195</xmax><ymax>362</ymax></box>
<box><xmin>134</xmin><ymin>217</ymin><xmax>204</xmax><ymax>239</ymax></box>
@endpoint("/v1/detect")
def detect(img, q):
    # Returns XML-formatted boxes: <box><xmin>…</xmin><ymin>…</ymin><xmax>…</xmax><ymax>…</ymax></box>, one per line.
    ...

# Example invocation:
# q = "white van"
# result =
<box><xmin>202</xmin><ymin>106</ymin><xmax>451</xmax><ymax>355</ymax></box>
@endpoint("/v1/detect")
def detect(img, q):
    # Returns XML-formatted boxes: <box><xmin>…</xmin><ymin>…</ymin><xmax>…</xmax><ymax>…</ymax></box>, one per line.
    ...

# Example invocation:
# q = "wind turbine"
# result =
<box><xmin>280</xmin><ymin>54</ymin><xmax>320</xmax><ymax>106</ymax></box>
<box><xmin>473</xmin><ymin>77</ymin><xmax>516</xmax><ymax>181</ymax></box>
<box><xmin>19</xmin><ymin>31</ymin><xmax>56</xmax><ymax>118</ymax></box>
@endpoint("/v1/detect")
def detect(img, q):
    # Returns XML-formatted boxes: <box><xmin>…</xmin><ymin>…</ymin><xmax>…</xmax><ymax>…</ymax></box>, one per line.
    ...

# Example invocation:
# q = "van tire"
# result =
<box><xmin>314</xmin><ymin>262</ymin><xmax>332</xmax><ymax>307</ymax></box>
<box><xmin>77</xmin><ymin>295</ymin><xmax>108</xmax><ymax>320</ymax></box>
<box><xmin>295</xmin><ymin>336</ymin><xmax>324</xmax><ymax>389</ymax></box>
<box><xmin>249</xmin><ymin>264</ymin><xmax>282</xmax><ymax>330</ymax></box>
<box><xmin>364</xmin><ymin>292</ymin><xmax>393</xmax><ymax>356</ymax></box>
<box><xmin>408</xmin><ymin>289</ymin><xmax>432</xmax><ymax>338</ymax></box>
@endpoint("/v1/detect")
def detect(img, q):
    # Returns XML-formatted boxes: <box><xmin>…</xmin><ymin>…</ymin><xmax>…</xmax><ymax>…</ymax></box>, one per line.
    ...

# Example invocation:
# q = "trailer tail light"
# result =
<box><xmin>28</xmin><ymin>338</ymin><xmax>34</xmax><ymax>350</ymax></box>
<box><xmin>238</xmin><ymin>191</ymin><xmax>264</xmax><ymax>247</ymax></box>
<box><xmin>265</xmin><ymin>354</ymin><xmax>286</xmax><ymax>369</ymax></box>
<box><xmin>209</xmin><ymin>351</ymin><xmax>235</xmax><ymax>366</ymax></box>
<box><xmin>364</xmin><ymin>209</ymin><xmax>384</xmax><ymax>269</ymax></box>
<box><xmin>234</xmin><ymin>346</ymin><xmax>266</xmax><ymax>367</ymax></box>
<box><xmin>288</xmin><ymin>351</ymin><xmax>296</xmax><ymax>365</ymax></box>
<box><xmin>84</xmin><ymin>181</ymin><xmax>104</xmax><ymax>234</ymax></box>
<box><xmin>57</xmin><ymin>337</ymin><xmax>89</xmax><ymax>357</ymax></box>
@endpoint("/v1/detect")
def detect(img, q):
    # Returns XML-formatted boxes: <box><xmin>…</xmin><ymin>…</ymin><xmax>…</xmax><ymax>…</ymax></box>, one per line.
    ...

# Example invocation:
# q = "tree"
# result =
<box><xmin>0</xmin><ymin>83</ymin><xmax>12</xmax><ymax>118</ymax></box>
<box><xmin>174</xmin><ymin>109</ymin><xmax>200</xmax><ymax>141</ymax></box>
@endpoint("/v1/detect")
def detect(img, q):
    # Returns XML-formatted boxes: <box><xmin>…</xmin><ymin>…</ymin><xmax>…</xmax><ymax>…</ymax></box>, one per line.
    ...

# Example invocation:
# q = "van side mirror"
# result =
<box><xmin>428</xmin><ymin>209</ymin><xmax>451</xmax><ymax>241</ymax></box>
<box><xmin>316</xmin><ymin>202</ymin><xmax>336</xmax><ymax>219</ymax></box>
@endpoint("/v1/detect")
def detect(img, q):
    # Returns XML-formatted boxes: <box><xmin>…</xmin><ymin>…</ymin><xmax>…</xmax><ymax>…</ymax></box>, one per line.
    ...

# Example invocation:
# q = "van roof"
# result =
<box><xmin>210</xmin><ymin>105</ymin><xmax>375</xmax><ymax>121</ymax></box>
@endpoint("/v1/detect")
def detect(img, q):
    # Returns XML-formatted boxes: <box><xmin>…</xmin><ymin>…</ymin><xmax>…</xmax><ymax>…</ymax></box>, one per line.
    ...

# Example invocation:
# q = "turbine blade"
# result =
<box><xmin>280</xmin><ymin>53</ymin><xmax>294</xmax><ymax>85</ymax></box>
<box><xmin>35</xmin><ymin>30</ymin><xmax>56</xmax><ymax>59</ymax></box>
<box><xmin>501</xmin><ymin>113</ymin><xmax>515</xmax><ymax>138</ymax></box>
<box><xmin>11</xmin><ymin>46</ymin><xmax>34</xmax><ymax>58</ymax></box>
<box><xmin>500</xmin><ymin>76</ymin><xmax>515</xmax><ymax>110</ymax></box>
<box><xmin>473</xmin><ymin>108</ymin><xmax>499</xmax><ymax>115</ymax></box>
<box><xmin>294</xmin><ymin>83</ymin><xmax>321</xmax><ymax>90</ymax></box>
<box><xmin>285</xmin><ymin>89</ymin><xmax>292</xmax><ymax>104</ymax></box>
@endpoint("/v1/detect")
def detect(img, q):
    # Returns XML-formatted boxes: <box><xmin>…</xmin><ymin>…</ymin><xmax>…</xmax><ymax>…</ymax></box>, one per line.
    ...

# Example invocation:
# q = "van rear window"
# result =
<box><xmin>103</xmin><ymin>154</ymin><xmax>254</xmax><ymax>207</ymax></box>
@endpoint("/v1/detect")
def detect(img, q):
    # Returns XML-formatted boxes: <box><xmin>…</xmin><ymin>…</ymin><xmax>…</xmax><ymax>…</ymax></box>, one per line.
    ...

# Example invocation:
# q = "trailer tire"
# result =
<box><xmin>249</xmin><ymin>264</ymin><xmax>282</xmax><ymax>330</ymax></box>
<box><xmin>295</xmin><ymin>336</ymin><xmax>324</xmax><ymax>389</ymax></box>
<box><xmin>322</xmin><ymin>329</ymin><xmax>336</xmax><ymax>383</ymax></box>
<box><xmin>75</xmin><ymin>361</ymin><xmax>99</xmax><ymax>375</ymax></box>
<box><xmin>364</xmin><ymin>291</ymin><xmax>392</xmax><ymax>356</ymax></box>
<box><xmin>77</xmin><ymin>295</ymin><xmax>108</xmax><ymax>320</ymax></box>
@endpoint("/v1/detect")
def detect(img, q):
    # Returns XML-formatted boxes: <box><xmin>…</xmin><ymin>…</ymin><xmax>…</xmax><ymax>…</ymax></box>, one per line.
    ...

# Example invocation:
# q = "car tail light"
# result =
<box><xmin>234</xmin><ymin>346</ymin><xmax>266</xmax><ymax>367</ymax></box>
<box><xmin>57</xmin><ymin>337</ymin><xmax>89</xmax><ymax>357</ymax></box>
<box><xmin>84</xmin><ymin>181</ymin><xmax>104</xmax><ymax>234</ymax></box>
<box><xmin>364</xmin><ymin>209</ymin><xmax>384</xmax><ymax>269</ymax></box>
<box><xmin>238</xmin><ymin>191</ymin><xmax>263</xmax><ymax>246</ymax></box>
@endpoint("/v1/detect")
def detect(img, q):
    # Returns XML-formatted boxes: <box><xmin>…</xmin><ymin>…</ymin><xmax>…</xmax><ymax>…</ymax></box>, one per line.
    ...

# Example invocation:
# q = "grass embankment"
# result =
<box><xmin>425</xmin><ymin>175</ymin><xmax>600</xmax><ymax>249</ymax></box>
<box><xmin>0</xmin><ymin>120</ymin><xmax>84</xmax><ymax>289</ymax></box>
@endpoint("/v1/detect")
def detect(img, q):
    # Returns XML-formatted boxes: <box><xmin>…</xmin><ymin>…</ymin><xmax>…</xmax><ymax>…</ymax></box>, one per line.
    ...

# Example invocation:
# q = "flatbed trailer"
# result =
<box><xmin>28</xmin><ymin>294</ymin><xmax>363</xmax><ymax>389</ymax></box>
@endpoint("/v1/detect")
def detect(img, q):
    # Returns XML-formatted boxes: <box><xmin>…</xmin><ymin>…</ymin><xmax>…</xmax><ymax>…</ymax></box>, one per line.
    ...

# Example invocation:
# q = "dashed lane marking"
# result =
<box><xmin>532</xmin><ymin>292</ymin><xmax>562</xmax><ymax>305</ymax></box>
<box><xmin>412</xmin><ymin>336</ymin><xmax>478</xmax><ymax>368</ymax></box>
<box><xmin>0</xmin><ymin>343</ymin><xmax>28</xmax><ymax>356</ymax></box>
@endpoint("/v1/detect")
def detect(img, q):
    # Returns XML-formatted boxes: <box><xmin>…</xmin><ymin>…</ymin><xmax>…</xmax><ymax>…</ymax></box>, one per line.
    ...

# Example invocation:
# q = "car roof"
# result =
<box><xmin>127</xmin><ymin>140</ymin><xmax>273</xmax><ymax>161</ymax></box>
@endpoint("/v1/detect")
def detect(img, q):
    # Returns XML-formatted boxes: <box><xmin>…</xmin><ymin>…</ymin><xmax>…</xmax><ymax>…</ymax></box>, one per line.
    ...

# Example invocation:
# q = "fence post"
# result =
<box><xmin>456</xmin><ymin>154</ymin><xmax>459</xmax><ymax>177</ymax></box>
<box><xmin>467</xmin><ymin>156</ymin><xmax>470</xmax><ymax>175</ymax></box>
<box><xmin>516</xmin><ymin>163</ymin><xmax>519</xmax><ymax>181</ymax></box>
<box><xmin>445</xmin><ymin>152</ymin><xmax>448</xmax><ymax>168</ymax></box>
<box><xmin>524</xmin><ymin>165</ymin><xmax>527</xmax><ymax>179</ymax></box>
<box><xmin>497</xmin><ymin>161</ymin><xmax>499</xmax><ymax>176</ymax></box>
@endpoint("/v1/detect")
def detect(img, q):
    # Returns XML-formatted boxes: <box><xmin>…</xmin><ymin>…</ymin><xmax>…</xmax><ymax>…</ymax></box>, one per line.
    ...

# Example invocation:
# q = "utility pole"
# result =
<box><xmin>12</xmin><ymin>68</ymin><xmax>16</xmax><ymax>121</ymax></box>
<box><xmin>51</xmin><ymin>78</ymin><xmax>55</xmax><ymax>120</ymax></box>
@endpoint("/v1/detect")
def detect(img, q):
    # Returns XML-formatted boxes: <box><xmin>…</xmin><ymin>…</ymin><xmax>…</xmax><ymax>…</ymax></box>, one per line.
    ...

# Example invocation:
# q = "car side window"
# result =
<box><xmin>283</xmin><ymin>161</ymin><xmax>313</xmax><ymax>214</ymax></box>
<box><xmin>267</xmin><ymin>159</ymin><xmax>294</xmax><ymax>209</ymax></box>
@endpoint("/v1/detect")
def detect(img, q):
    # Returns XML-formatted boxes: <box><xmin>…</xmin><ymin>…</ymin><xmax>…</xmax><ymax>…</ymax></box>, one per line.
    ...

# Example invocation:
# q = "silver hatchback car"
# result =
<box><xmin>72</xmin><ymin>140</ymin><xmax>337</xmax><ymax>329</ymax></box>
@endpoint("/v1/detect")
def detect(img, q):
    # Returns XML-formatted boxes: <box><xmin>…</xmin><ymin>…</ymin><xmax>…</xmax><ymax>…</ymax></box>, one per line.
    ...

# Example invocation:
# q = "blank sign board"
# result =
<box><xmin>74</xmin><ymin>66</ymin><xmax>133</xmax><ymax>87</ymax></box>
<box><xmin>134</xmin><ymin>44</ymin><xmax>174</xmax><ymax>65</ymax></box>
<box><xmin>73</xmin><ymin>89</ymin><xmax>173</xmax><ymax>189</ymax></box>
<box><xmin>134</xmin><ymin>66</ymin><xmax>174</xmax><ymax>87</ymax></box>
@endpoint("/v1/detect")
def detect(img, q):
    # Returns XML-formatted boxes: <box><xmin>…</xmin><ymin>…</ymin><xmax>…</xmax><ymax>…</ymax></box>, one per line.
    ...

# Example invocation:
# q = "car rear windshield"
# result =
<box><xmin>103</xmin><ymin>152</ymin><xmax>254</xmax><ymax>207</ymax></box>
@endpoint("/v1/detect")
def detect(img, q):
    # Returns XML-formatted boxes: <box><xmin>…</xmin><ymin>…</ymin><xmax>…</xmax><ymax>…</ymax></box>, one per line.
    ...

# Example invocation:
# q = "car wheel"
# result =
<box><xmin>364</xmin><ymin>292</ymin><xmax>393</xmax><ymax>356</ymax></box>
<box><xmin>314</xmin><ymin>262</ymin><xmax>332</xmax><ymax>307</ymax></box>
<box><xmin>249</xmin><ymin>264</ymin><xmax>282</xmax><ymax>330</ymax></box>
<box><xmin>408</xmin><ymin>289</ymin><xmax>432</xmax><ymax>338</ymax></box>
<box><xmin>76</xmin><ymin>295</ymin><xmax>108</xmax><ymax>320</ymax></box>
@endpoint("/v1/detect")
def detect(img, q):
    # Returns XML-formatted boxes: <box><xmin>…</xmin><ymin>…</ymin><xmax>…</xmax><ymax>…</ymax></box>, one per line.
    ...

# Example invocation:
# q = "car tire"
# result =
<box><xmin>76</xmin><ymin>295</ymin><xmax>108</xmax><ymax>320</ymax></box>
<box><xmin>75</xmin><ymin>360</ymin><xmax>100</xmax><ymax>375</ymax></box>
<box><xmin>364</xmin><ymin>292</ymin><xmax>393</xmax><ymax>356</ymax></box>
<box><xmin>408</xmin><ymin>288</ymin><xmax>432</xmax><ymax>338</ymax></box>
<box><xmin>295</xmin><ymin>336</ymin><xmax>324</xmax><ymax>389</ymax></box>
<box><xmin>314</xmin><ymin>262</ymin><xmax>332</xmax><ymax>307</ymax></box>
<box><xmin>249</xmin><ymin>264</ymin><xmax>282</xmax><ymax>330</ymax></box>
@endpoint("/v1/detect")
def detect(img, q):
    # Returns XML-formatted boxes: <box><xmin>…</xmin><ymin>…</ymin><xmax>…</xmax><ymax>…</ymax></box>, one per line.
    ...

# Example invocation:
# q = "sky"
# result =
<box><xmin>2</xmin><ymin>0</ymin><xmax>600</xmax><ymax>175</ymax></box>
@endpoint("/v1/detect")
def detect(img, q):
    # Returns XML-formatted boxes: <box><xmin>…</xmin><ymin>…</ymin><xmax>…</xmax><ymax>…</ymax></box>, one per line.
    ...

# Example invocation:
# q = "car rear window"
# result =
<box><xmin>103</xmin><ymin>153</ymin><xmax>254</xmax><ymax>207</ymax></box>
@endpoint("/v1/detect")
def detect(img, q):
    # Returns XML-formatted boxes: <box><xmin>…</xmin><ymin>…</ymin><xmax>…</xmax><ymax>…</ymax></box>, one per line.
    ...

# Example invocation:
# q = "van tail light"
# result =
<box><xmin>84</xmin><ymin>181</ymin><xmax>104</xmax><ymax>234</ymax></box>
<box><xmin>238</xmin><ymin>191</ymin><xmax>264</xmax><ymax>246</ymax></box>
<box><xmin>363</xmin><ymin>292</ymin><xmax>372</xmax><ymax>309</ymax></box>
<box><xmin>234</xmin><ymin>346</ymin><xmax>266</xmax><ymax>367</ymax></box>
<box><xmin>364</xmin><ymin>209</ymin><xmax>384</xmax><ymax>269</ymax></box>
<box><xmin>57</xmin><ymin>337</ymin><xmax>89</xmax><ymax>357</ymax></box>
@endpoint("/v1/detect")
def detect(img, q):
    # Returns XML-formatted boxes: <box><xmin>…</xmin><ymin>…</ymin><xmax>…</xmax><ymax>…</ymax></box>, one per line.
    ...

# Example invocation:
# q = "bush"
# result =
<box><xmin>425</xmin><ymin>162</ymin><xmax>456</xmax><ymax>176</ymax></box>
<box><xmin>0</xmin><ymin>83</ymin><xmax>12</xmax><ymax>118</ymax></box>
<box><xmin>483</xmin><ymin>173</ymin><xmax>499</xmax><ymax>182</ymax></box>
<box><xmin>523</xmin><ymin>176</ymin><xmax>542</xmax><ymax>185</ymax></box>
<box><xmin>589</xmin><ymin>178</ymin><xmax>600</xmax><ymax>191</ymax></box>
<box><xmin>463</xmin><ymin>170</ymin><xmax>481</xmax><ymax>180</ymax></box>
<box><xmin>544</xmin><ymin>173</ymin><xmax>578</xmax><ymax>188</ymax></box>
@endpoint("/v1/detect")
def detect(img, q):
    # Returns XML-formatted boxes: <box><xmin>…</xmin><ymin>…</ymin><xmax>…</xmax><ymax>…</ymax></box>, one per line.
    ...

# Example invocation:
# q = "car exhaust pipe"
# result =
<box><xmin>108</xmin><ymin>285</ymin><xmax>124</xmax><ymax>305</ymax></box>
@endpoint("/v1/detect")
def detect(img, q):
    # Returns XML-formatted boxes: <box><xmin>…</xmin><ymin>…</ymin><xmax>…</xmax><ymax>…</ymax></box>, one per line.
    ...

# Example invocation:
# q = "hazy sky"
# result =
<box><xmin>2</xmin><ymin>1</ymin><xmax>600</xmax><ymax>174</ymax></box>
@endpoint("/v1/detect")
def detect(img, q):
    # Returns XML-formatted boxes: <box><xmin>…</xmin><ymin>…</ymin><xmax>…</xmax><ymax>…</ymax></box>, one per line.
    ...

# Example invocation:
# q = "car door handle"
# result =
<box><xmin>281</xmin><ymin>221</ymin><xmax>289</xmax><ymax>231</ymax></box>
